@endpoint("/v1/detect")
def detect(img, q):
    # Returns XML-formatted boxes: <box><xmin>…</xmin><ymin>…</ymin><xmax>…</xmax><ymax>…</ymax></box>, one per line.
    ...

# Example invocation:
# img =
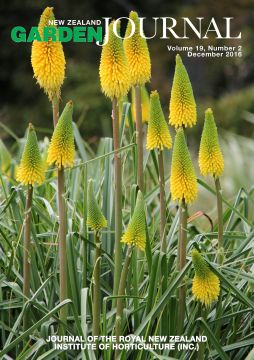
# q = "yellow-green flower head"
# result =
<box><xmin>87</xmin><ymin>180</ymin><xmax>107</xmax><ymax>232</ymax></box>
<box><xmin>170</xmin><ymin>128</ymin><xmax>197</xmax><ymax>203</ymax></box>
<box><xmin>123</xmin><ymin>11</ymin><xmax>151</xmax><ymax>86</ymax></box>
<box><xmin>47</xmin><ymin>101</ymin><xmax>75</xmax><ymax>168</ymax></box>
<box><xmin>16</xmin><ymin>123</ymin><xmax>45</xmax><ymax>186</ymax></box>
<box><xmin>191</xmin><ymin>249</ymin><xmax>220</xmax><ymax>307</ymax></box>
<box><xmin>121</xmin><ymin>190</ymin><xmax>146</xmax><ymax>251</ymax></box>
<box><xmin>146</xmin><ymin>90</ymin><xmax>172</xmax><ymax>151</ymax></box>
<box><xmin>131</xmin><ymin>85</ymin><xmax>150</xmax><ymax>124</ymax></box>
<box><xmin>169</xmin><ymin>54</ymin><xmax>196</xmax><ymax>128</ymax></box>
<box><xmin>99</xmin><ymin>21</ymin><xmax>130</xmax><ymax>99</ymax></box>
<box><xmin>31</xmin><ymin>7</ymin><xmax>66</xmax><ymax>101</ymax></box>
<box><xmin>199</xmin><ymin>108</ymin><xmax>224</xmax><ymax>178</ymax></box>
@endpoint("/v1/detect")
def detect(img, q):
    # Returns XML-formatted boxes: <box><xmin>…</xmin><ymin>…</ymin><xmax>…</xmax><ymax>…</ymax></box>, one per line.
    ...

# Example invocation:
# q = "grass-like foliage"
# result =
<box><xmin>0</xmin><ymin>113</ymin><xmax>254</xmax><ymax>359</ymax></box>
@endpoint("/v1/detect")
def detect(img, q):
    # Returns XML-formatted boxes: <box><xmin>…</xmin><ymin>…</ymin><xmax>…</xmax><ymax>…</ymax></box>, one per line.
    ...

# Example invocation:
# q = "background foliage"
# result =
<box><xmin>1</xmin><ymin>0</ymin><xmax>254</xmax><ymax>141</ymax></box>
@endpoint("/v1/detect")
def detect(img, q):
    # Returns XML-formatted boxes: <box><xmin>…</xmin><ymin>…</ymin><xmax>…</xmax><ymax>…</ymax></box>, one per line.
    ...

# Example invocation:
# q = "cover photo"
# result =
<box><xmin>0</xmin><ymin>1</ymin><xmax>254</xmax><ymax>359</ymax></box>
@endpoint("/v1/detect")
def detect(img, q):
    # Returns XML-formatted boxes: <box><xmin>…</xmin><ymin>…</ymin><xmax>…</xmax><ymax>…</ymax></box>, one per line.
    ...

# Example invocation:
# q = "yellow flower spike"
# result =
<box><xmin>16</xmin><ymin>123</ymin><xmax>45</xmax><ymax>186</ymax></box>
<box><xmin>99</xmin><ymin>21</ymin><xmax>130</xmax><ymax>100</ymax></box>
<box><xmin>47</xmin><ymin>101</ymin><xmax>75</xmax><ymax>168</ymax></box>
<box><xmin>170</xmin><ymin>128</ymin><xmax>197</xmax><ymax>203</ymax></box>
<box><xmin>199</xmin><ymin>108</ymin><xmax>224</xmax><ymax>178</ymax></box>
<box><xmin>131</xmin><ymin>85</ymin><xmax>150</xmax><ymax>124</ymax></box>
<box><xmin>31</xmin><ymin>7</ymin><xmax>66</xmax><ymax>101</ymax></box>
<box><xmin>121</xmin><ymin>190</ymin><xmax>146</xmax><ymax>251</ymax></box>
<box><xmin>169</xmin><ymin>54</ymin><xmax>196</xmax><ymax>128</ymax></box>
<box><xmin>146</xmin><ymin>90</ymin><xmax>172</xmax><ymax>151</ymax></box>
<box><xmin>191</xmin><ymin>249</ymin><xmax>220</xmax><ymax>307</ymax></box>
<box><xmin>87</xmin><ymin>180</ymin><xmax>107</xmax><ymax>232</ymax></box>
<box><xmin>124</xmin><ymin>11</ymin><xmax>151</xmax><ymax>86</ymax></box>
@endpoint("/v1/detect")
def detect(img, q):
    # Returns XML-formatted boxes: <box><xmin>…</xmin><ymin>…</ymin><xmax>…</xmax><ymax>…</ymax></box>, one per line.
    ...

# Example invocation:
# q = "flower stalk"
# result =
<box><xmin>53</xmin><ymin>97</ymin><xmax>67</xmax><ymax>326</ymax></box>
<box><xmin>215</xmin><ymin>177</ymin><xmax>224</xmax><ymax>264</ymax></box>
<box><xmin>198</xmin><ymin>306</ymin><xmax>208</xmax><ymax>360</ymax></box>
<box><xmin>82</xmin><ymin>165</ymin><xmax>88</xmax><ymax>288</ymax></box>
<box><xmin>112</xmin><ymin>97</ymin><xmax>123</xmax><ymax>298</ymax></box>
<box><xmin>158</xmin><ymin>150</ymin><xmax>167</xmax><ymax>253</ymax></box>
<box><xmin>23</xmin><ymin>184</ymin><xmax>33</xmax><ymax>330</ymax></box>
<box><xmin>158</xmin><ymin>150</ymin><xmax>168</xmax><ymax>337</ymax></box>
<box><xmin>214</xmin><ymin>176</ymin><xmax>224</xmax><ymax>338</ymax></box>
<box><xmin>99</xmin><ymin>20</ymin><xmax>130</xmax><ymax>298</ymax></box>
<box><xmin>92</xmin><ymin>232</ymin><xmax>101</xmax><ymax>342</ymax></box>
<box><xmin>87</xmin><ymin>179</ymin><xmax>107</xmax><ymax>344</ymax></box>
<box><xmin>177</xmin><ymin>199</ymin><xmax>187</xmax><ymax>334</ymax></box>
<box><xmin>16</xmin><ymin>123</ymin><xmax>45</xmax><ymax>330</ymax></box>
<box><xmin>115</xmin><ymin>246</ymin><xmax>133</xmax><ymax>359</ymax></box>
<box><xmin>48</xmin><ymin>100</ymin><xmax>75</xmax><ymax>327</ymax></box>
<box><xmin>57</xmin><ymin>166</ymin><xmax>67</xmax><ymax>325</ymax></box>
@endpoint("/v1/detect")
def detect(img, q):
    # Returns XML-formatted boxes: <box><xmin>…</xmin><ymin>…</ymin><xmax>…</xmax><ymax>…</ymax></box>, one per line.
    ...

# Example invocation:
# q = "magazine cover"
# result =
<box><xmin>1</xmin><ymin>1</ymin><xmax>254</xmax><ymax>359</ymax></box>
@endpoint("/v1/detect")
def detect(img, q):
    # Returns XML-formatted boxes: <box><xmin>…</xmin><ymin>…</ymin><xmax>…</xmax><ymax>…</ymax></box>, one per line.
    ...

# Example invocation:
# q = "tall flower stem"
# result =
<box><xmin>158</xmin><ymin>151</ymin><xmax>166</xmax><ymax>253</ymax></box>
<box><xmin>215</xmin><ymin>177</ymin><xmax>223</xmax><ymax>338</ymax></box>
<box><xmin>115</xmin><ymin>246</ymin><xmax>133</xmax><ymax>359</ymax></box>
<box><xmin>198</xmin><ymin>306</ymin><xmax>208</xmax><ymax>360</ymax></box>
<box><xmin>23</xmin><ymin>184</ymin><xmax>33</xmax><ymax>330</ymax></box>
<box><xmin>134</xmin><ymin>85</ymin><xmax>144</xmax><ymax>192</ymax></box>
<box><xmin>92</xmin><ymin>232</ymin><xmax>101</xmax><ymax>350</ymax></box>
<box><xmin>52</xmin><ymin>97</ymin><xmax>67</xmax><ymax>327</ymax></box>
<box><xmin>112</xmin><ymin>97</ymin><xmax>122</xmax><ymax>298</ymax></box>
<box><xmin>82</xmin><ymin>165</ymin><xmax>88</xmax><ymax>288</ymax></box>
<box><xmin>58</xmin><ymin>167</ymin><xmax>67</xmax><ymax>325</ymax></box>
<box><xmin>158</xmin><ymin>150</ymin><xmax>168</xmax><ymax>336</ymax></box>
<box><xmin>215</xmin><ymin>177</ymin><xmax>224</xmax><ymax>264</ymax></box>
<box><xmin>177</xmin><ymin>199</ymin><xmax>187</xmax><ymax>334</ymax></box>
